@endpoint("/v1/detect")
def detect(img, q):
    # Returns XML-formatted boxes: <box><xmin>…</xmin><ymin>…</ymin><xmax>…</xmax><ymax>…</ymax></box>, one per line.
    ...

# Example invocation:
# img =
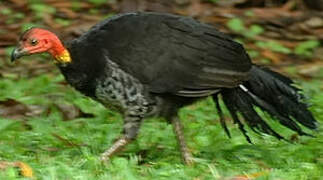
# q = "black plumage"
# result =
<box><xmin>64</xmin><ymin>12</ymin><xmax>251</xmax><ymax>96</ymax></box>
<box><xmin>12</xmin><ymin>12</ymin><xmax>318</xmax><ymax>164</ymax></box>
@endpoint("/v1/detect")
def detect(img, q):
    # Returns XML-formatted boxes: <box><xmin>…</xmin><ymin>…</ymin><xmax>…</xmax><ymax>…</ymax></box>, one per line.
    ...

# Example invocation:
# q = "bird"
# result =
<box><xmin>11</xmin><ymin>12</ymin><xmax>318</xmax><ymax>164</ymax></box>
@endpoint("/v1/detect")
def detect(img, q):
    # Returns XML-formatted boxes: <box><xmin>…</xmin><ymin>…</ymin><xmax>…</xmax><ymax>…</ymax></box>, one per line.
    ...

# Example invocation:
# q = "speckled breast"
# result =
<box><xmin>94</xmin><ymin>60</ymin><xmax>150</xmax><ymax>115</ymax></box>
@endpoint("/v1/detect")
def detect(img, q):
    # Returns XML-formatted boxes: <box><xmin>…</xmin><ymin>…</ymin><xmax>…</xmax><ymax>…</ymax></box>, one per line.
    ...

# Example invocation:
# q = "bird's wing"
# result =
<box><xmin>76</xmin><ymin>12</ymin><xmax>252</xmax><ymax>97</ymax></box>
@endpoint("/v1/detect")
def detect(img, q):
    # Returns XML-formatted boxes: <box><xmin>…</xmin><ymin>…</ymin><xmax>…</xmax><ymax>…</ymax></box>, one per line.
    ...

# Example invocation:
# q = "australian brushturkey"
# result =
<box><xmin>11</xmin><ymin>12</ymin><xmax>317</xmax><ymax>164</ymax></box>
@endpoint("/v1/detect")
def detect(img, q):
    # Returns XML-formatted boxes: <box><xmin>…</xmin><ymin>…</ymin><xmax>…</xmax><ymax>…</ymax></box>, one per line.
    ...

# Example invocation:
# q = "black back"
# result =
<box><xmin>64</xmin><ymin>12</ymin><xmax>252</xmax><ymax>97</ymax></box>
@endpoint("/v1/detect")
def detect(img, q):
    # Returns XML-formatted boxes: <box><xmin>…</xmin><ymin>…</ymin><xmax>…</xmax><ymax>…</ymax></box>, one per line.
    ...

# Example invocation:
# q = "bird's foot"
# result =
<box><xmin>100</xmin><ymin>137</ymin><xmax>130</xmax><ymax>163</ymax></box>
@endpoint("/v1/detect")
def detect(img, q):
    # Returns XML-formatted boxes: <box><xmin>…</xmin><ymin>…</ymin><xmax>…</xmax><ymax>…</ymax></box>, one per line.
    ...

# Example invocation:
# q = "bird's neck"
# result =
<box><xmin>53</xmin><ymin>49</ymin><xmax>71</xmax><ymax>64</ymax></box>
<box><xmin>48</xmin><ymin>37</ymin><xmax>72</xmax><ymax>64</ymax></box>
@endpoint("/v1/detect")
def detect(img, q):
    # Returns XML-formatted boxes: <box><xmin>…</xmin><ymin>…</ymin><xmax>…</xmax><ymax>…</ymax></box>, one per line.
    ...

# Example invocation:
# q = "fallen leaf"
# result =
<box><xmin>216</xmin><ymin>0</ymin><xmax>247</xmax><ymax>7</ymax></box>
<box><xmin>54</xmin><ymin>103</ymin><xmax>95</xmax><ymax>121</ymax></box>
<box><xmin>56</xmin><ymin>8</ymin><xmax>79</xmax><ymax>19</ymax></box>
<box><xmin>0</xmin><ymin>161</ymin><xmax>33</xmax><ymax>178</ymax></box>
<box><xmin>187</xmin><ymin>0</ymin><xmax>203</xmax><ymax>17</ymax></box>
<box><xmin>16</xmin><ymin>162</ymin><xmax>33</xmax><ymax>178</ymax></box>
<box><xmin>0</xmin><ymin>99</ymin><xmax>46</xmax><ymax>120</ymax></box>
<box><xmin>46</xmin><ymin>1</ymin><xmax>92</xmax><ymax>9</ymax></box>
<box><xmin>118</xmin><ymin>0</ymin><xmax>175</xmax><ymax>13</ymax></box>
<box><xmin>261</xmin><ymin>50</ymin><xmax>283</xmax><ymax>64</ymax></box>
<box><xmin>8</xmin><ymin>0</ymin><xmax>28</xmax><ymax>7</ymax></box>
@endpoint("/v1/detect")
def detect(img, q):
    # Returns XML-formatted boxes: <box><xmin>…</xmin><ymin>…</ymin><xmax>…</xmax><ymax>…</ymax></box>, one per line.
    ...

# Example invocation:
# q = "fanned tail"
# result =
<box><xmin>214</xmin><ymin>65</ymin><xmax>318</xmax><ymax>142</ymax></box>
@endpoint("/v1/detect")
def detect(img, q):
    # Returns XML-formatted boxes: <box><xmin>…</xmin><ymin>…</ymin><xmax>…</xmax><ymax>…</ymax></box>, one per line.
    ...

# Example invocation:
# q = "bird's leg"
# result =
<box><xmin>171</xmin><ymin>117</ymin><xmax>194</xmax><ymax>165</ymax></box>
<box><xmin>100</xmin><ymin>137</ymin><xmax>130</xmax><ymax>162</ymax></box>
<box><xmin>100</xmin><ymin>115</ymin><xmax>142</xmax><ymax>162</ymax></box>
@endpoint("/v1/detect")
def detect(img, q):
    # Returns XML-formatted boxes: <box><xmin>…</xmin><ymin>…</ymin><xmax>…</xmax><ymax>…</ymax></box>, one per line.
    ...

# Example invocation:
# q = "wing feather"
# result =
<box><xmin>75</xmin><ymin>12</ymin><xmax>252</xmax><ymax>97</ymax></box>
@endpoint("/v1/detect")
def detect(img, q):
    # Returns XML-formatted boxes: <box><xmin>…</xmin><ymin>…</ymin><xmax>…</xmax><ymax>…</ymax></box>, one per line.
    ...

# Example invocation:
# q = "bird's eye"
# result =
<box><xmin>30</xmin><ymin>39</ymin><xmax>38</xmax><ymax>46</ymax></box>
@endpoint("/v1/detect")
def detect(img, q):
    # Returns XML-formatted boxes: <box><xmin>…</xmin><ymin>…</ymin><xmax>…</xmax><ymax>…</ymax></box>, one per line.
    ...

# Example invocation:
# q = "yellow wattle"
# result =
<box><xmin>55</xmin><ymin>50</ymin><xmax>71</xmax><ymax>64</ymax></box>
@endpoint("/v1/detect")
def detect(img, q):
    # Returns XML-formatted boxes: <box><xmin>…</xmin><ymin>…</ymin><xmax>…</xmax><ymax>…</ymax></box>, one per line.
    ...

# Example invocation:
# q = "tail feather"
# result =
<box><xmin>213</xmin><ymin>95</ymin><xmax>231</xmax><ymax>138</ymax></box>
<box><xmin>222</xmin><ymin>95</ymin><xmax>252</xmax><ymax>143</ymax></box>
<box><xmin>216</xmin><ymin>65</ymin><xmax>317</xmax><ymax>142</ymax></box>
<box><xmin>247</xmin><ymin>66</ymin><xmax>317</xmax><ymax>129</ymax></box>
<box><xmin>240</xmin><ymin>85</ymin><xmax>311</xmax><ymax>137</ymax></box>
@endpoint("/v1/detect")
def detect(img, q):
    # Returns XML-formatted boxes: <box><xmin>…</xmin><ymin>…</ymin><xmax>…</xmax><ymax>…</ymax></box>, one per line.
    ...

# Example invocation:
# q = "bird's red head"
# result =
<box><xmin>11</xmin><ymin>28</ymin><xmax>71</xmax><ymax>64</ymax></box>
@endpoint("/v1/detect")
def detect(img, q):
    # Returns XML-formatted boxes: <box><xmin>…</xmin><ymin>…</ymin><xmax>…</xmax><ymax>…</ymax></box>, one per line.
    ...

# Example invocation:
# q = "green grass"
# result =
<box><xmin>0</xmin><ymin>59</ymin><xmax>322</xmax><ymax>180</ymax></box>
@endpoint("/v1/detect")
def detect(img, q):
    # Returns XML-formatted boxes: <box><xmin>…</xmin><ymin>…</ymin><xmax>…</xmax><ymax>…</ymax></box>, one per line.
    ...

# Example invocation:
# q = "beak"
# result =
<box><xmin>11</xmin><ymin>47</ymin><xmax>27</xmax><ymax>62</ymax></box>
